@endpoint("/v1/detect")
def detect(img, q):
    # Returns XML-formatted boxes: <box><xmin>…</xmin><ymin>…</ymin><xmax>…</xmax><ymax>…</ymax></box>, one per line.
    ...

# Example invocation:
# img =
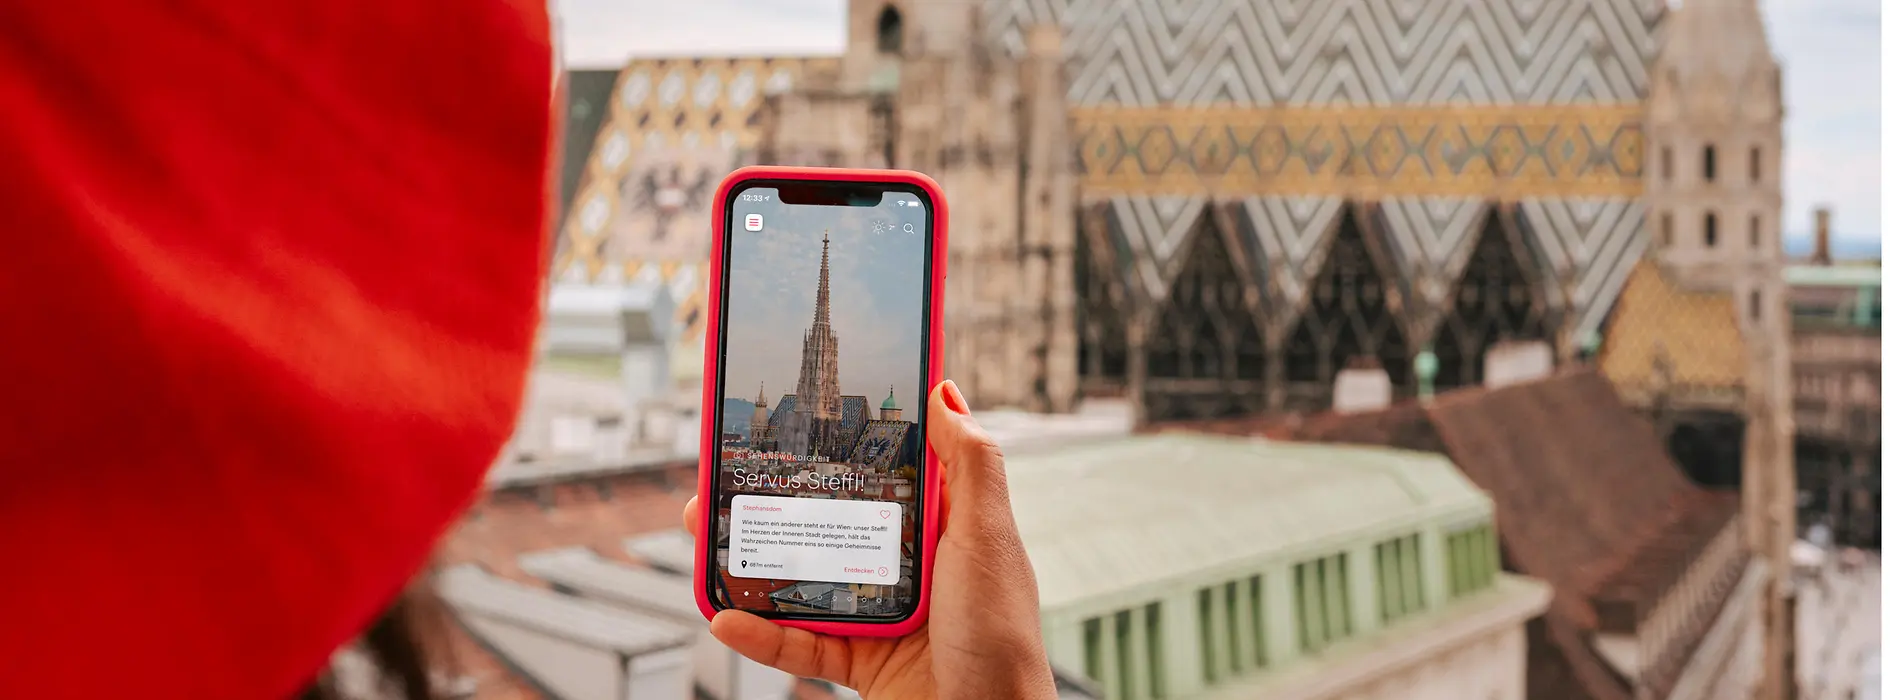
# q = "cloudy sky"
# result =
<box><xmin>558</xmin><ymin>0</ymin><xmax>1880</xmax><ymax>253</ymax></box>
<box><xmin>720</xmin><ymin>192</ymin><xmax>930</xmax><ymax>415</ymax></box>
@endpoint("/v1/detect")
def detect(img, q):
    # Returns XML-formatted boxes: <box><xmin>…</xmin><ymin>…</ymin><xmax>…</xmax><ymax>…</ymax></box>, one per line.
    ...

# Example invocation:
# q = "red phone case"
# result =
<box><xmin>694</xmin><ymin>166</ymin><xmax>947</xmax><ymax>637</ymax></box>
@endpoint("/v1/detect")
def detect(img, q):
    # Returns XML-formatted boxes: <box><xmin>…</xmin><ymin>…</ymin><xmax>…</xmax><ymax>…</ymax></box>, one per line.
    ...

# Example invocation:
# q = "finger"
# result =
<box><xmin>926</xmin><ymin>380</ymin><xmax>1014</xmax><ymax>525</ymax></box>
<box><xmin>682</xmin><ymin>496</ymin><xmax>700</xmax><ymax>539</ymax></box>
<box><xmin>709</xmin><ymin>610</ymin><xmax>854</xmax><ymax>686</ymax></box>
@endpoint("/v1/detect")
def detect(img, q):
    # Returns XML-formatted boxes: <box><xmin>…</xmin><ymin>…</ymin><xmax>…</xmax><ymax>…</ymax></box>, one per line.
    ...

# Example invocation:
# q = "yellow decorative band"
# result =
<box><xmin>1071</xmin><ymin>104</ymin><xmax>1645</xmax><ymax>199</ymax></box>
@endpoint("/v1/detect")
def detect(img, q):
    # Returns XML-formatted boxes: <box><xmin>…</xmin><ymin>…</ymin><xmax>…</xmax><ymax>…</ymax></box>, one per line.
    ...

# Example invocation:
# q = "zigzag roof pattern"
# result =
<box><xmin>986</xmin><ymin>0</ymin><xmax>1666</xmax><ymax>106</ymax></box>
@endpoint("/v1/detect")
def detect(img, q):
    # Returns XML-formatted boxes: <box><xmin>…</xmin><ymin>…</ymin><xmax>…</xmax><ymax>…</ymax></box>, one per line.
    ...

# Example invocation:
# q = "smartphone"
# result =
<box><xmin>694</xmin><ymin>166</ymin><xmax>946</xmax><ymax>636</ymax></box>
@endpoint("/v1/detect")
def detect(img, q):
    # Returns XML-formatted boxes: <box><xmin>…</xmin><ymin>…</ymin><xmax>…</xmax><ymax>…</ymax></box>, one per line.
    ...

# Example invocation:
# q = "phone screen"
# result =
<box><xmin>707</xmin><ymin>180</ymin><xmax>933</xmax><ymax>621</ymax></box>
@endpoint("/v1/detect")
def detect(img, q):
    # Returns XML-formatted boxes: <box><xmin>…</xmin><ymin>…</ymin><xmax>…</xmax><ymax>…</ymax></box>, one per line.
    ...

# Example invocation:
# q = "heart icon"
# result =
<box><xmin>877</xmin><ymin>566</ymin><xmax>889</xmax><ymax>577</ymax></box>
<box><xmin>878</xmin><ymin>509</ymin><xmax>892</xmax><ymax>519</ymax></box>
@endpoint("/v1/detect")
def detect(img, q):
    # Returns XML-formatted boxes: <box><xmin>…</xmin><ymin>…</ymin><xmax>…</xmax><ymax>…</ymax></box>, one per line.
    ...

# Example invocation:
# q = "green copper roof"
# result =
<box><xmin>1007</xmin><ymin>433</ymin><xmax>1491</xmax><ymax>615</ymax></box>
<box><xmin>881</xmin><ymin>387</ymin><xmax>898</xmax><ymax>410</ymax></box>
<box><xmin>1786</xmin><ymin>264</ymin><xmax>1881</xmax><ymax>288</ymax></box>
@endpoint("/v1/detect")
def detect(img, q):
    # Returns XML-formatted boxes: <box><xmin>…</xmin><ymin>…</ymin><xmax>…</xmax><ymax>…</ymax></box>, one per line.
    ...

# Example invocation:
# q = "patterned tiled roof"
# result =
<box><xmin>766</xmin><ymin>395</ymin><xmax>871</xmax><ymax>458</ymax></box>
<box><xmin>847</xmin><ymin>420</ymin><xmax>919</xmax><ymax>471</ymax></box>
<box><xmin>767</xmin><ymin>394</ymin><xmax>796</xmax><ymax>433</ymax></box>
<box><xmin>553</xmin><ymin>57</ymin><xmax>838</xmax><ymax>366</ymax></box>
<box><xmin>838</xmin><ymin>395</ymin><xmax>868</xmax><ymax>441</ymax></box>
<box><xmin>557</xmin><ymin>69</ymin><xmax>621</xmax><ymax>231</ymax></box>
<box><xmin>1598</xmin><ymin>261</ymin><xmax>1748</xmax><ymax>404</ymax></box>
<box><xmin>557</xmin><ymin>57</ymin><xmax>838</xmax><ymax>280</ymax></box>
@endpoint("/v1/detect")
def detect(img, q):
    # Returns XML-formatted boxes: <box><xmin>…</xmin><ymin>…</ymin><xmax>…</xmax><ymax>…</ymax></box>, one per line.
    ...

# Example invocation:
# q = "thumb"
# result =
<box><xmin>926</xmin><ymin>380</ymin><xmax>1016</xmax><ymax>537</ymax></box>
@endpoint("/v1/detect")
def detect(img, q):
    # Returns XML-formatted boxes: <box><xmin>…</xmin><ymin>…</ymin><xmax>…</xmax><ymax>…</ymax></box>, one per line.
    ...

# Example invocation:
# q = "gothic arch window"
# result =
<box><xmin>1704</xmin><ymin>212</ymin><xmax>1718</xmax><ymax>248</ymax></box>
<box><xmin>1282</xmin><ymin>207</ymin><xmax>1409</xmax><ymax>409</ymax></box>
<box><xmin>1749</xmin><ymin>146</ymin><xmax>1762</xmax><ymax>183</ymax></box>
<box><xmin>1661</xmin><ymin>147</ymin><xmax>1674</xmax><ymax>182</ymax></box>
<box><xmin>1143</xmin><ymin>215</ymin><xmax>1267</xmax><ymax>421</ymax></box>
<box><xmin>1749</xmin><ymin>290</ymin><xmax>1762</xmax><ymax>322</ymax></box>
<box><xmin>1702</xmin><ymin>144</ymin><xmax>1717</xmax><ymax>183</ymax></box>
<box><xmin>1433</xmin><ymin>215</ymin><xmax>1550</xmax><ymax>390</ymax></box>
<box><xmin>1661</xmin><ymin>212</ymin><xmax>1674</xmax><ymax>248</ymax></box>
<box><xmin>876</xmin><ymin>6</ymin><xmax>903</xmax><ymax>55</ymax></box>
<box><xmin>1750</xmin><ymin>215</ymin><xmax>1762</xmax><ymax>249</ymax></box>
<box><xmin>1076</xmin><ymin>209</ymin><xmax>1130</xmax><ymax>396</ymax></box>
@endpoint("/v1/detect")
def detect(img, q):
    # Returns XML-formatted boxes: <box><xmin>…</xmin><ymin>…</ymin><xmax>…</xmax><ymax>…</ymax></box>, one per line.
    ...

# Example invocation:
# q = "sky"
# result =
<box><xmin>720</xmin><ymin>193</ymin><xmax>929</xmax><ymax>415</ymax></box>
<box><xmin>558</xmin><ymin>0</ymin><xmax>1882</xmax><ymax>254</ymax></box>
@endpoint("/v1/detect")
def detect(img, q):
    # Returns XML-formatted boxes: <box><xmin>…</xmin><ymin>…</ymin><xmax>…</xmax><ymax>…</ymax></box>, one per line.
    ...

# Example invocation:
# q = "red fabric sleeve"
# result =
<box><xmin>0</xmin><ymin>2</ymin><xmax>554</xmax><ymax>697</ymax></box>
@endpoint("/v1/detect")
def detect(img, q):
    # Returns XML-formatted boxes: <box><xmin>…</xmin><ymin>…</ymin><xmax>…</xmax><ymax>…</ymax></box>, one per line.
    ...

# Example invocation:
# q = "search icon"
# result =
<box><xmin>903</xmin><ymin>223</ymin><xmax>915</xmax><ymax>234</ymax></box>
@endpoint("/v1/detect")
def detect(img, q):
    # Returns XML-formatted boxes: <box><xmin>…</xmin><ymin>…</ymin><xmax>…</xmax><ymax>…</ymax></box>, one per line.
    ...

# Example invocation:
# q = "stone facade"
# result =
<box><xmin>1643</xmin><ymin>1</ymin><xmax>1794</xmax><ymax>695</ymax></box>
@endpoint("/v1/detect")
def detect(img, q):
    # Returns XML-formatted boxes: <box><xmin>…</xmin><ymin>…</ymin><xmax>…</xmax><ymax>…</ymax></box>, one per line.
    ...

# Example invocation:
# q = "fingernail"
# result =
<box><xmin>941</xmin><ymin>380</ymin><xmax>969</xmax><ymax>415</ymax></box>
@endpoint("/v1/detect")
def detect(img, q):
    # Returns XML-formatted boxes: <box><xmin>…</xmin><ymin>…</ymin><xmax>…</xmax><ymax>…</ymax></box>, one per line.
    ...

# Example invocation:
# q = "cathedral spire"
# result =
<box><xmin>756</xmin><ymin>382</ymin><xmax>766</xmax><ymax>406</ymax></box>
<box><xmin>814</xmin><ymin>230</ymin><xmax>832</xmax><ymax>326</ymax></box>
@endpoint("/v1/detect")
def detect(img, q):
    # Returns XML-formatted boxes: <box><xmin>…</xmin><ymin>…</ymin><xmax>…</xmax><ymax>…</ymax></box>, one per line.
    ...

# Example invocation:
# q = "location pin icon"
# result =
<box><xmin>741</xmin><ymin>560</ymin><xmax>748</xmax><ymax>569</ymax></box>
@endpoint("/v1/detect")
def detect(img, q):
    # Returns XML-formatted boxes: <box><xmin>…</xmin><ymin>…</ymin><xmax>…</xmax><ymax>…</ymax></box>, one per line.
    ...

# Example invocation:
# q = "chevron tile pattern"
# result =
<box><xmin>1518</xmin><ymin>197</ymin><xmax>1648</xmax><ymax>344</ymax></box>
<box><xmin>1379</xmin><ymin>197</ymin><xmax>1489</xmax><ymax>302</ymax></box>
<box><xmin>1377</xmin><ymin>197</ymin><xmax>1491</xmax><ymax>338</ymax></box>
<box><xmin>1074</xmin><ymin>104</ymin><xmax>1645</xmax><ymax>197</ymax></box>
<box><xmin>1005</xmin><ymin>0</ymin><xmax>1665</xmax><ymax>352</ymax></box>
<box><xmin>986</xmin><ymin>0</ymin><xmax>1664</xmax><ymax>106</ymax></box>
<box><xmin>1235</xmin><ymin>196</ymin><xmax>1345</xmax><ymax>315</ymax></box>
<box><xmin>1106</xmin><ymin>195</ymin><xmax>1211</xmax><ymax>300</ymax></box>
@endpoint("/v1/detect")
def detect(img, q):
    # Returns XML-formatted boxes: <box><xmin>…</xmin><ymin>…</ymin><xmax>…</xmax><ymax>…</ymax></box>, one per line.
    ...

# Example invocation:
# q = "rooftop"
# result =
<box><xmin>1007</xmin><ymin>433</ymin><xmax>1489</xmax><ymax>613</ymax></box>
<box><xmin>1786</xmin><ymin>264</ymin><xmax>1882</xmax><ymax>289</ymax></box>
<box><xmin>438</xmin><ymin>564</ymin><xmax>692</xmax><ymax>656</ymax></box>
<box><xmin>519</xmin><ymin>546</ymin><xmax>701</xmax><ymax>621</ymax></box>
<box><xmin>1190</xmin><ymin>368</ymin><xmax>1753</xmax><ymax>700</ymax></box>
<box><xmin>1598</xmin><ymin>261</ymin><xmax>1746</xmax><ymax>405</ymax></box>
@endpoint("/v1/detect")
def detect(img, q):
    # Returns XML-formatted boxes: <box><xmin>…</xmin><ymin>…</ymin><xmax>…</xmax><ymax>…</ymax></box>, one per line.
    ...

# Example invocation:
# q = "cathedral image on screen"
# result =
<box><xmin>729</xmin><ymin>232</ymin><xmax>917</xmax><ymax>465</ymax></box>
<box><xmin>713</xmin><ymin>215</ymin><xmax>924</xmax><ymax>616</ymax></box>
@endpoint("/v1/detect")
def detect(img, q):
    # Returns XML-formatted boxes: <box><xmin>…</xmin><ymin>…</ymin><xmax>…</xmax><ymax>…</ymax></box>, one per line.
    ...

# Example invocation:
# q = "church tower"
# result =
<box><xmin>791</xmin><ymin>232</ymin><xmax>844</xmax><ymax>457</ymax></box>
<box><xmin>749</xmin><ymin>383</ymin><xmax>775</xmax><ymax>450</ymax></box>
<box><xmin>879</xmin><ymin>386</ymin><xmax>902</xmax><ymax>422</ymax></box>
<box><xmin>1645</xmin><ymin>1</ymin><xmax>1794</xmax><ymax>697</ymax></box>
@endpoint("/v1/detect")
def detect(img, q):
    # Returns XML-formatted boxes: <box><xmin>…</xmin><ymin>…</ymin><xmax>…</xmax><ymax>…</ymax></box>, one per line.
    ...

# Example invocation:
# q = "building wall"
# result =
<box><xmin>1040</xmin><ymin>511</ymin><xmax>1515</xmax><ymax>700</ymax></box>
<box><xmin>1792</xmin><ymin>328</ymin><xmax>1881</xmax><ymax>441</ymax></box>
<box><xmin>1328</xmin><ymin>624</ymin><xmax>1528</xmax><ymax>700</ymax></box>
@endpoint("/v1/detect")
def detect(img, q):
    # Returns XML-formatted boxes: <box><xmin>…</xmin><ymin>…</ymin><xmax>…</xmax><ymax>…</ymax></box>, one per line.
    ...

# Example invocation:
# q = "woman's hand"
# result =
<box><xmin>682</xmin><ymin>379</ymin><xmax>1056</xmax><ymax>699</ymax></box>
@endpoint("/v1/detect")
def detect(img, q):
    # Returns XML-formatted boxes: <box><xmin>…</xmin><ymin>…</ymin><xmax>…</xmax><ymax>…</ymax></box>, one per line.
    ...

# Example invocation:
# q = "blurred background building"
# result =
<box><xmin>464</xmin><ymin>0</ymin><xmax>1883</xmax><ymax>698</ymax></box>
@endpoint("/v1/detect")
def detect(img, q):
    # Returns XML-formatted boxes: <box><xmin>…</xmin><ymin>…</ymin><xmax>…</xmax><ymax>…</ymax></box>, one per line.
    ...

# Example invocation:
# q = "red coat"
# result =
<box><xmin>0</xmin><ymin>2</ymin><xmax>554</xmax><ymax>697</ymax></box>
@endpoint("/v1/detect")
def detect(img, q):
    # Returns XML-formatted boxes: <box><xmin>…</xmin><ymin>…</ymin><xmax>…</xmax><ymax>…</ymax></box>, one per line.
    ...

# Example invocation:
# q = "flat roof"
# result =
<box><xmin>438</xmin><ymin>565</ymin><xmax>691</xmax><ymax>656</ymax></box>
<box><xmin>518</xmin><ymin>547</ymin><xmax>701</xmax><ymax>622</ymax></box>
<box><xmin>1787</xmin><ymin>264</ymin><xmax>1882</xmax><ymax>288</ymax></box>
<box><xmin>485</xmin><ymin>450</ymin><xmax>690</xmax><ymax>488</ymax></box>
<box><xmin>1008</xmin><ymin>433</ymin><xmax>1490</xmax><ymax>614</ymax></box>
<box><xmin>624</xmin><ymin>529</ymin><xmax>697</xmax><ymax>575</ymax></box>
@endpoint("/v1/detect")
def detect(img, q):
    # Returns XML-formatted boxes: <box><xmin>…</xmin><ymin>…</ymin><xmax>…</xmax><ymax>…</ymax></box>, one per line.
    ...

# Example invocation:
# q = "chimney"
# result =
<box><xmin>1484</xmin><ymin>340</ymin><xmax>1555</xmax><ymax>389</ymax></box>
<box><xmin>1813</xmin><ymin>207</ymin><xmax>1832</xmax><ymax>265</ymax></box>
<box><xmin>1333</xmin><ymin>357</ymin><xmax>1392</xmax><ymax>414</ymax></box>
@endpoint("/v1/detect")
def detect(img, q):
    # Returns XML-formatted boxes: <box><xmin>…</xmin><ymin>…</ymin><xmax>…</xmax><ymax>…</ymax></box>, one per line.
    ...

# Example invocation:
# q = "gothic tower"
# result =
<box><xmin>844</xmin><ymin>0</ymin><xmax>1075</xmax><ymax>412</ymax></box>
<box><xmin>1645</xmin><ymin>0</ymin><xmax>1794</xmax><ymax>697</ymax></box>
<box><xmin>791</xmin><ymin>232</ymin><xmax>844</xmax><ymax>457</ymax></box>
<box><xmin>749</xmin><ymin>383</ymin><xmax>775</xmax><ymax>449</ymax></box>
